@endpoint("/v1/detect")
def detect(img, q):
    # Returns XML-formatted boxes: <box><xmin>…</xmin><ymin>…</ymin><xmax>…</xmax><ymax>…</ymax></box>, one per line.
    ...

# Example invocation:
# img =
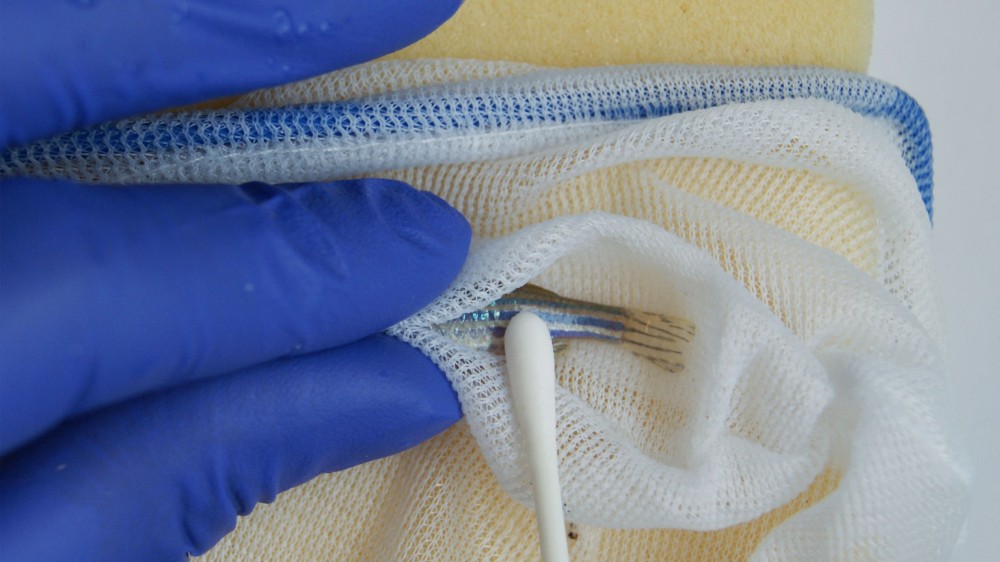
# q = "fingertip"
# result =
<box><xmin>0</xmin><ymin>0</ymin><xmax>466</xmax><ymax>147</ymax></box>
<box><xmin>325</xmin><ymin>335</ymin><xmax>463</xmax><ymax>461</ymax></box>
<box><xmin>348</xmin><ymin>178</ymin><xmax>471</xmax><ymax>265</ymax></box>
<box><xmin>0</xmin><ymin>178</ymin><xmax>467</xmax><ymax>453</ymax></box>
<box><xmin>276</xmin><ymin>178</ymin><xmax>470</xmax><ymax>332</ymax></box>
<box><xmin>0</xmin><ymin>335</ymin><xmax>460</xmax><ymax>560</ymax></box>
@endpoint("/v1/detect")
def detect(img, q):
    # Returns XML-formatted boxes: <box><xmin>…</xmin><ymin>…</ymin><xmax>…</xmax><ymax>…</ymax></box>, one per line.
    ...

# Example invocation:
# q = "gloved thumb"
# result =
<box><xmin>0</xmin><ymin>335</ymin><xmax>461</xmax><ymax>561</ymax></box>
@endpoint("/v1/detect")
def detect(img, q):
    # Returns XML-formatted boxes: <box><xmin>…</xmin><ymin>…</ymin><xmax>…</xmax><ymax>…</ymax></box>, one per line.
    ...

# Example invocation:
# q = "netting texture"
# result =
<box><xmin>1</xmin><ymin>61</ymin><xmax>934</xmax><ymax>218</ymax></box>
<box><xmin>2</xmin><ymin>60</ymin><xmax>965</xmax><ymax>560</ymax></box>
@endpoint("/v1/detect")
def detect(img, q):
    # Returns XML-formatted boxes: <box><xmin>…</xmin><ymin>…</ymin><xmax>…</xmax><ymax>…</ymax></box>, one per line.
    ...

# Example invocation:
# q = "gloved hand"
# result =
<box><xmin>0</xmin><ymin>2</ymin><xmax>468</xmax><ymax>560</ymax></box>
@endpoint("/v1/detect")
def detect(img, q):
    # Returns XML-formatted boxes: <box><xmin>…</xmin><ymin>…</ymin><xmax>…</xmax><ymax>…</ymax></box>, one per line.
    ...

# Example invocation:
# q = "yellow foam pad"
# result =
<box><xmin>388</xmin><ymin>0</ymin><xmax>872</xmax><ymax>71</ymax></box>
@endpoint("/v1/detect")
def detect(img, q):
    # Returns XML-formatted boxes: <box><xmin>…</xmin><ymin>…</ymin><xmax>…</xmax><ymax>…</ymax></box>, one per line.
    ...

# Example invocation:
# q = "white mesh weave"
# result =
<box><xmin>3</xmin><ymin>60</ymin><xmax>967</xmax><ymax>560</ymax></box>
<box><xmin>391</xmin><ymin>213</ymin><xmax>838</xmax><ymax>529</ymax></box>
<box><xmin>0</xmin><ymin>62</ymin><xmax>936</xmax><ymax>218</ymax></box>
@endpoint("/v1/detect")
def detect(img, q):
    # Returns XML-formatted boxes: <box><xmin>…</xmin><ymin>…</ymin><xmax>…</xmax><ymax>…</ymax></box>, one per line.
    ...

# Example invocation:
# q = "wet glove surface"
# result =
<box><xmin>0</xmin><ymin>2</ymin><xmax>468</xmax><ymax>560</ymax></box>
<box><xmin>0</xmin><ymin>0</ymin><xmax>463</xmax><ymax>148</ymax></box>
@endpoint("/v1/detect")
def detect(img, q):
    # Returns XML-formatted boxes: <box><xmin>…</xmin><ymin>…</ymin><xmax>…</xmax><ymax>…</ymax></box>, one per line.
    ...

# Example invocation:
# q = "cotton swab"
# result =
<box><xmin>505</xmin><ymin>311</ymin><xmax>570</xmax><ymax>562</ymax></box>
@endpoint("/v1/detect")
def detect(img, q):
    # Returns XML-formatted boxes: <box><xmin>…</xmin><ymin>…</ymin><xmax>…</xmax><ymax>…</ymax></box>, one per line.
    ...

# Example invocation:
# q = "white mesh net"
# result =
<box><xmin>0</xmin><ymin>61</ymin><xmax>935</xmax><ymax>216</ymax></box>
<box><xmin>1</xmin><ymin>60</ymin><xmax>968</xmax><ymax>560</ymax></box>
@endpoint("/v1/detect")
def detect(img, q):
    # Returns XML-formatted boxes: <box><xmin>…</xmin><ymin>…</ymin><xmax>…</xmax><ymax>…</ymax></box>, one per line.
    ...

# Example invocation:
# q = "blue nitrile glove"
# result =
<box><xmin>0</xmin><ymin>1</ymin><xmax>468</xmax><ymax>560</ymax></box>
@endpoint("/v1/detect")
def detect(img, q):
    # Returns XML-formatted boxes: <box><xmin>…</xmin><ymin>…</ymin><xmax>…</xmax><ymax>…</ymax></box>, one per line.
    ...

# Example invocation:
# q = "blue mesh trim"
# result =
<box><xmin>0</xmin><ymin>66</ymin><xmax>933</xmax><ymax>218</ymax></box>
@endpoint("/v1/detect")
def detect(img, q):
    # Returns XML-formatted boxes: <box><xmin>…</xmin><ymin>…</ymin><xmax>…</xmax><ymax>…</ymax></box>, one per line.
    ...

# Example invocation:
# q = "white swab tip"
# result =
<box><xmin>505</xmin><ymin>310</ymin><xmax>570</xmax><ymax>562</ymax></box>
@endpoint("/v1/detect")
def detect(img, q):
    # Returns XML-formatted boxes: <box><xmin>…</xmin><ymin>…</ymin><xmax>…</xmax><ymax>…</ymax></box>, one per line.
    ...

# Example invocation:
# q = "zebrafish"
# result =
<box><xmin>432</xmin><ymin>284</ymin><xmax>695</xmax><ymax>373</ymax></box>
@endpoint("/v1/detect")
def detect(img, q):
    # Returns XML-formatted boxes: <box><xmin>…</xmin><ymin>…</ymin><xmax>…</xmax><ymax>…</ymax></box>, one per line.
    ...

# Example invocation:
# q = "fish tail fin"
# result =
<box><xmin>620</xmin><ymin>310</ymin><xmax>696</xmax><ymax>373</ymax></box>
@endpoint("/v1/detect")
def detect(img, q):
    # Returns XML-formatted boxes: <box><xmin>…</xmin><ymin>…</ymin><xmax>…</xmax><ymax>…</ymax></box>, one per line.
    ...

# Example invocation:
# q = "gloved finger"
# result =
<box><xmin>0</xmin><ymin>178</ymin><xmax>470</xmax><ymax>453</ymax></box>
<box><xmin>0</xmin><ymin>334</ymin><xmax>462</xmax><ymax>562</ymax></box>
<box><xmin>0</xmin><ymin>0</ymin><xmax>463</xmax><ymax>147</ymax></box>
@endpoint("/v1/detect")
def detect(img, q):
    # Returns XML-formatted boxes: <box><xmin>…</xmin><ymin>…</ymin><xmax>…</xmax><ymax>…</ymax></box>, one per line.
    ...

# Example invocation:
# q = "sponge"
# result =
<box><xmin>388</xmin><ymin>0</ymin><xmax>873</xmax><ymax>71</ymax></box>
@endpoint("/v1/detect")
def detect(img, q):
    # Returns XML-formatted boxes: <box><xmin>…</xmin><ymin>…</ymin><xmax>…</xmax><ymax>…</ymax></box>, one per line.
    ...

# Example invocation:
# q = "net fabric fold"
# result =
<box><xmin>3</xmin><ymin>60</ymin><xmax>967</xmax><ymax>560</ymax></box>
<box><xmin>0</xmin><ymin>61</ymin><xmax>934</xmax><ymax>217</ymax></box>
<box><xmin>389</xmin><ymin>212</ymin><xmax>838</xmax><ymax>530</ymax></box>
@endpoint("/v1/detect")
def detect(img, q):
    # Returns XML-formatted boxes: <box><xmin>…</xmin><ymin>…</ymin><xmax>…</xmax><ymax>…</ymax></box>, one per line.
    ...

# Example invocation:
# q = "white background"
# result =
<box><xmin>869</xmin><ymin>1</ymin><xmax>999</xmax><ymax>560</ymax></box>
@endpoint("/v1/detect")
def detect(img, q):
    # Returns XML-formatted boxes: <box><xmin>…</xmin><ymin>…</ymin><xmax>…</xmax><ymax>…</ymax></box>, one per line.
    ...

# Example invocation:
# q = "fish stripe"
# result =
<box><xmin>431</xmin><ymin>284</ymin><xmax>694</xmax><ymax>372</ymax></box>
